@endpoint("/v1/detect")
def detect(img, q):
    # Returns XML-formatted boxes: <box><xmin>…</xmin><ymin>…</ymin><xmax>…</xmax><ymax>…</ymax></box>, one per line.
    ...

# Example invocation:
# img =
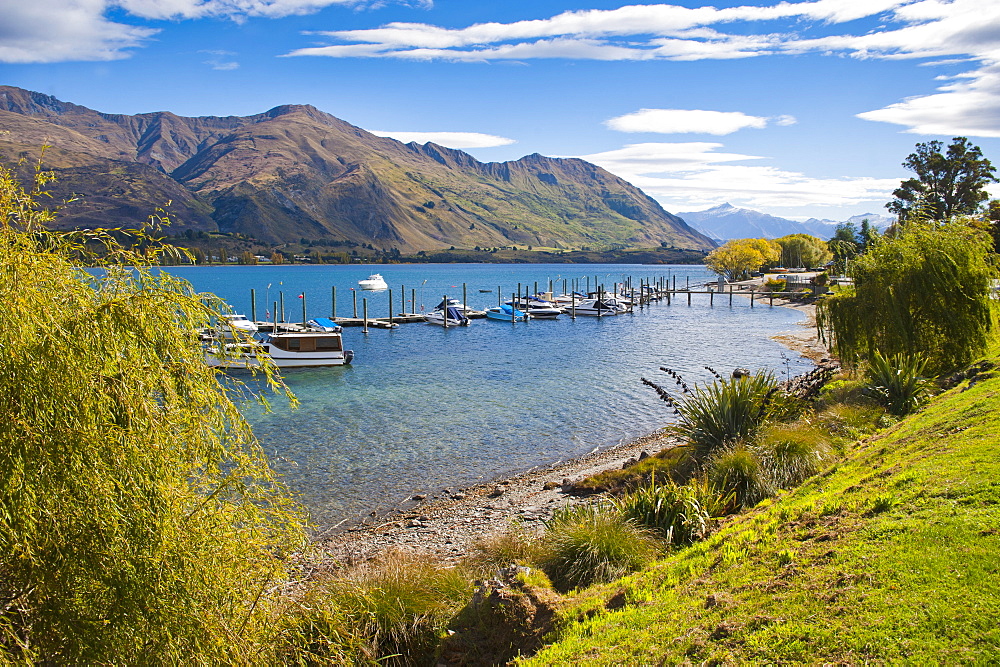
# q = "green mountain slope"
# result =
<box><xmin>0</xmin><ymin>86</ymin><xmax>712</xmax><ymax>253</ymax></box>
<box><xmin>526</xmin><ymin>359</ymin><xmax>1000</xmax><ymax>664</ymax></box>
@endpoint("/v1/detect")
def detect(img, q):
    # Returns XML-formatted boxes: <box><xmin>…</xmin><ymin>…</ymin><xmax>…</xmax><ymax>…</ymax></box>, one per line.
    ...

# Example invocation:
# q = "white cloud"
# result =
<box><xmin>573</xmin><ymin>142</ymin><xmax>899</xmax><ymax>211</ymax></box>
<box><xmin>0</xmin><ymin>0</ymin><xmax>156</xmax><ymax>63</ymax></box>
<box><xmin>605</xmin><ymin>109</ymin><xmax>775</xmax><ymax>135</ymax></box>
<box><xmin>367</xmin><ymin>130</ymin><xmax>515</xmax><ymax>148</ymax></box>
<box><xmin>858</xmin><ymin>61</ymin><xmax>1000</xmax><ymax>137</ymax></box>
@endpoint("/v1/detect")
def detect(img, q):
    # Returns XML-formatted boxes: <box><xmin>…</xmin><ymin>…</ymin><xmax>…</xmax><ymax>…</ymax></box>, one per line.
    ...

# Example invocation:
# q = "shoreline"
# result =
<box><xmin>313</xmin><ymin>300</ymin><xmax>828</xmax><ymax>568</ymax></box>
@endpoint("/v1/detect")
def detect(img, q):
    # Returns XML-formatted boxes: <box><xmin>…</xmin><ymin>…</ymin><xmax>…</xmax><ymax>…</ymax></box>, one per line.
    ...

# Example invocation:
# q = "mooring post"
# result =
<box><xmin>272</xmin><ymin>301</ymin><xmax>277</xmax><ymax>332</ymax></box>
<box><xmin>412</xmin><ymin>288</ymin><xmax>416</xmax><ymax>316</ymax></box>
<box><xmin>687</xmin><ymin>290</ymin><xmax>691</xmax><ymax>306</ymax></box>
<box><xmin>332</xmin><ymin>286</ymin><xmax>337</xmax><ymax>318</ymax></box>
<box><xmin>301</xmin><ymin>292</ymin><xmax>307</xmax><ymax>325</ymax></box>
<box><xmin>250</xmin><ymin>288</ymin><xmax>256</xmax><ymax>322</ymax></box>
<box><xmin>463</xmin><ymin>283</ymin><xmax>468</xmax><ymax>317</ymax></box>
<box><xmin>511</xmin><ymin>293</ymin><xmax>516</xmax><ymax>323</ymax></box>
<box><xmin>362</xmin><ymin>298</ymin><xmax>369</xmax><ymax>333</ymax></box>
<box><xmin>353</xmin><ymin>289</ymin><xmax>358</xmax><ymax>318</ymax></box>
<box><xmin>769</xmin><ymin>293</ymin><xmax>773</xmax><ymax>307</ymax></box>
<box><xmin>710</xmin><ymin>290</ymin><xmax>714</xmax><ymax>307</ymax></box>
<box><xmin>279</xmin><ymin>292</ymin><xmax>285</xmax><ymax>323</ymax></box>
<box><xmin>751</xmin><ymin>291</ymin><xmax>755</xmax><ymax>307</ymax></box>
<box><xmin>443</xmin><ymin>295</ymin><xmax>448</xmax><ymax>329</ymax></box>
<box><xmin>388</xmin><ymin>288</ymin><xmax>394</xmax><ymax>326</ymax></box>
<box><xmin>729</xmin><ymin>285</ymin><xmax>733</xmax><ymax>307</ymax></box>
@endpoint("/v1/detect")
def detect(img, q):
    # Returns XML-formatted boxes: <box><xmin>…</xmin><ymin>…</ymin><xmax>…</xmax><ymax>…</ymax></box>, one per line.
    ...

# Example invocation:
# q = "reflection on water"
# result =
<box><xmin>167</xmin><ymin>263</ymin><xmax>815</xmax><ymax>527</ymax></box>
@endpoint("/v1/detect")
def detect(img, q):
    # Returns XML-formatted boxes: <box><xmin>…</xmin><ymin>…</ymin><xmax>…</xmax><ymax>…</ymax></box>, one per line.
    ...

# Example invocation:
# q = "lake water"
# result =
<box><xmin>165</xmin><ymin>263</ymin><xmax>815</xmax><ymax>527</ymax></box>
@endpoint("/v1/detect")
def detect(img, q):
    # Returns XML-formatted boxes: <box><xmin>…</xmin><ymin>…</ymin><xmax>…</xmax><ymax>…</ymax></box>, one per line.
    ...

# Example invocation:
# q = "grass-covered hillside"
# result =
<box><xmin>525</xmin><ymin>354</ymin><xmax>1000</xmax><ymax>664</ymax></box>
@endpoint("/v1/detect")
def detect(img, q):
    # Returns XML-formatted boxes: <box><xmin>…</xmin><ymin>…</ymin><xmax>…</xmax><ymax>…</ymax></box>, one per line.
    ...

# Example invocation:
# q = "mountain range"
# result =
<box><xmin>0</xmin><ymin>86</ymin><xmax>712</xmax><ymax>254</ymax></box>
<box><xmin>677</xmin><ymin>203</ymin><xmax>895</xmax><ymax>243</ymax></box>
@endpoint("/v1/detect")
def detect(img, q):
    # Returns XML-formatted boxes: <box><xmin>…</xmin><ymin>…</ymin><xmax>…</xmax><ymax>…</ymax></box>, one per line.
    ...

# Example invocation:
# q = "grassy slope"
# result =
<box><xmin>525</xmin><ymin>357</ymin><xmax>1000</xmax><ymax>664</ymax></box>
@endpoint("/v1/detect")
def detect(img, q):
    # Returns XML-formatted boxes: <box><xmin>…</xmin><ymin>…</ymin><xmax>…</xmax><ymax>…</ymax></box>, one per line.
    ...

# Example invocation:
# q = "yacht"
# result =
<box><xmin>358</xmin><ymin>273</ymin><xmax>388</xmax><ymax>290</ymax></box>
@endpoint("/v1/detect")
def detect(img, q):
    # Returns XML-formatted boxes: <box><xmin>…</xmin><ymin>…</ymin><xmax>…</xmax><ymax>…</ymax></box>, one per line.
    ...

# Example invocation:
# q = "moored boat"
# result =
<box><xmin>358</xmin><ymin>273</ymin><xmax>388</xmax><ymax>290</ymax></box>
<box><xmin>205</xmin><ymin>330</ymin><xmax>354</xmax><ymax>368</ymax></box>
<box><xmin>424</xmin><ymin>305</ymin><xmax>471</xmax><ymax>327</ymax></box>
<box><xmin>485</xmin><ymin>303</ymin><xmax>528</xmax><ymax>322</ymax></box>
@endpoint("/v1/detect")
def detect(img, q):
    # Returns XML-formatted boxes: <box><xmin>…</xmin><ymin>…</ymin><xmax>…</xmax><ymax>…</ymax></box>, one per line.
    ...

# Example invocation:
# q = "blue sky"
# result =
<box><xmin>1</xmin><ymin>0</ymin><xmax>999</xmax><ymax>221</ymax></box>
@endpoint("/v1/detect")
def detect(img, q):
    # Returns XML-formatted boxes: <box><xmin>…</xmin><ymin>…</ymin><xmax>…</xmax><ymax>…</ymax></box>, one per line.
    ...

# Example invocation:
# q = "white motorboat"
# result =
<box><xmin>358</xmin><ymin>273</ymin><xmax>388</xmax><ymax>290</ymax></box>
<box><xmin>572</xmin><ymin>298</ymin><xmax>621</xmax><ymax>317</ymax></box>
<box><xmin>506</xmin><ymin>295</ymin><xmax>562</xmax><ymax>319</ymax></box>
<box><xmin>424</xmin><ymin>306</ymin><xmax>471</xmax><ymax>327</ymax></box>
<box><xmin>433</xmin><ymin>297</ymin><xmax>486</xmax><ymax>318</ymax></box>
<box><xmin>205</xmin><ymin>330</ymin><xmax>353</xmax><ymax>368</ymax></box>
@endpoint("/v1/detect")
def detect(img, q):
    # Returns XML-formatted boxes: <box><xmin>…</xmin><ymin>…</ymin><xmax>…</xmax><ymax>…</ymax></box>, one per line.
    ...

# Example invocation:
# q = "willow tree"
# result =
<box><xmin>0</xmin><ymin>164</ymin><xmax>306</xmax><ymax>663</ymax></box>
<box><xmin>818</xmin><ymin>216</ymin><xmax>995</xmax><ymax>375</ymax></box>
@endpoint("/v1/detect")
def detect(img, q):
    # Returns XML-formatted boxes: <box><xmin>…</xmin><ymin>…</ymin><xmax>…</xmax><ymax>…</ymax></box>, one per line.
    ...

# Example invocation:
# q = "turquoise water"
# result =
<box><xmin>167</xmin><ymin>263</ymin><xmax>814</xmax><ymax>527</ymax></box>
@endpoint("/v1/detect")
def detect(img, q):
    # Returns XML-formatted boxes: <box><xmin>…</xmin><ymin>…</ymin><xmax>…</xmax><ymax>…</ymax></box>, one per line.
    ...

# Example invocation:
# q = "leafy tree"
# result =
<box><xmin>238</xmin><ymin>250</ymin><xmax>258</xmax><ymax>265</ymax></box>
<box><xmin>887</xmin><ymin>137</ymin><xmax>997</xmax><ymax>222</ymax></box>
<box><xmin>986</xmin><ymin>199</ymin><xmax>1000</xmax><ymax>253</ymax></box>
<box><xmin>774</xmin><ymin>233</ymin><xmax>832</xmax><ymax>269</ymax></box>
<box><xmin>818</xmin><ymin>216</ymin><xmax>995</xmax><ymax>375</ymax></box>
<box><xmin>828</xmin><ymin>223</ymin><xmax>861</xmax><ymax>274</ymax></box>
<box><xmin>0</xmin><ymin>164</ymin><xmax>306</xmax><ymax>662</ymax></box>
<box><xmin>705</xmin><ymin>238</ymin><xmax>780</xmax><ymax>282</ymax></box>
<box><xmin>859</xmin><ymin>218</ymin><xmax>880</xmax><ymax>252</ymax></box>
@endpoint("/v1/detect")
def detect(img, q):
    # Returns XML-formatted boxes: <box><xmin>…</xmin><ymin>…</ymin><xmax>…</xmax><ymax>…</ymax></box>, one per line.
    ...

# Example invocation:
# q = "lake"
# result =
<box><xmin>165</xmin><ymin>263</ymin><xmax>815</xmax><ymax>527</ymax></box>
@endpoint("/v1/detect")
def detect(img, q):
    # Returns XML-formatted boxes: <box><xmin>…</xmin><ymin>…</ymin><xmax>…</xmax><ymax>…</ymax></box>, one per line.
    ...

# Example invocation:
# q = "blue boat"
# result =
<box><xmin>485</xmin><ymin>303</ymin><xmax>528</xmax><ymax>322</ymax></box>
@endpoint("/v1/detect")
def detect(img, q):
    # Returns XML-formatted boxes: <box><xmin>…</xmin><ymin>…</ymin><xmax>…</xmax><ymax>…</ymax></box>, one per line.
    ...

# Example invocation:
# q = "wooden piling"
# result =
<box><xmin>750</xmin><ymin>291</ymin><xmax>755</xmax><ymax>307</ymax></box>
<box><xmin>362</xmin><ymin>298</ymin><xmax>369</xmax><ymax>333</ymax></box>
<box><xmin>353</xmin><ymin>289</ymin><xmax>358</xmax><ymax>318</ymax></box>
<box><xmin>301</xmin><ymin>292</ymin><xmax>307</xmax><ymax>325</ymax></box>
<box><xmin>463</xmin><ymin>283</ymin><xmax>468</xmax><ymax>317</ymax></box>
<box><xmin>443</xmin><ymin>295</ymin><xmax>448</xmax><ymax>329</ymax></box>
<box><xmin>279</xmin><ymin>292</ymin><xmax>285</xmax><ymax>323</ymax></box>
<box><xmin>250</xmin><ymin>288</ymin><xmax>256</xmax><ymax>322</ymax></box>
<box><xmin>331</xmin><ymin>286</ymin><xmax>337</xmax><ymax>318</ymax></box>
<box><xmin>388</xmin><ymin>289</ymin><xmax>394</xmax><ymax>326</ymax></box>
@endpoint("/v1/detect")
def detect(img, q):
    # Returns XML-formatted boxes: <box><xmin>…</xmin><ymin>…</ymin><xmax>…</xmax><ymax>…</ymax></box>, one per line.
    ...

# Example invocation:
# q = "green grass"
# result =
<box><xmin>522</xmin><ymin>353</ymin><xmax>1000</xmax><ymax>664</ymax></box>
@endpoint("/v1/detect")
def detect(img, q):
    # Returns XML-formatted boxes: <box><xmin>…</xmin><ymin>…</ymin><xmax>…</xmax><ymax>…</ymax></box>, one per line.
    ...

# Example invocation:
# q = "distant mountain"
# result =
<box><xmin>0</xmin><ymin>86</ymin><xmax>712</xmax><ymax>253</ymax></box>
<box><xmin>677</xmin><ymin>203</ymin><xmax>894</xmax><ymax>242</ymax></box>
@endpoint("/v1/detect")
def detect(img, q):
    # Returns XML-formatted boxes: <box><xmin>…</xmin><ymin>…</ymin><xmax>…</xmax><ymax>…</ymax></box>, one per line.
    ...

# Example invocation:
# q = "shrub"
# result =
<box><xmin>612</xmin><ymin>478</ymin><xmax>715</xmax><ymax>545</ymax></box>
<box><xmin>764</xmin><ymin>278</ymin><xmax>787</xmax><ymax>292</ymax></box>
<box><xmin>708</xmin><ymin>443</ymin><xmax>774</xmax><ymax>510</ymax></box>
<box><xmin>757</xmin><ymin>422</ymin><xmax>831</xmax><ymax>488</ymax></box>
<box><xmin>863</xmin><ymin>350</ymin><xmax>934</xmax><ymax>416</ymax></box>
<box><xmin>673</xmin><ymin>371</ymin><xmax>784</xmax><ymax>460</ymax></box>
<box><xmin>539</xmin><ymin>504</ymin><xmax>660</xmax><ymax>593</ymax></box>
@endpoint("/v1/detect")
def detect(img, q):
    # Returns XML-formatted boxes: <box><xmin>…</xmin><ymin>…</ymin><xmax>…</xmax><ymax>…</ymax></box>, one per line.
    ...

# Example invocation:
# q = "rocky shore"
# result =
<box><xmin>314</xmin><ymin>301</ymin><xmax>828</xmax><ymax>569</ymax></box>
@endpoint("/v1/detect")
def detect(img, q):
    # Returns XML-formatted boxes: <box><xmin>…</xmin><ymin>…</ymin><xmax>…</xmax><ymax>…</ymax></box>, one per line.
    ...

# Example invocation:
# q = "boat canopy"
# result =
<box><xmin>308</xmin><ymin>317</ymin><xmax>342</xmax><ymax>332</ymax></box>
<box><xmin>446</xmin><ymin>306</ymin><xmax>469</xmax><ymax>322</ymax></box>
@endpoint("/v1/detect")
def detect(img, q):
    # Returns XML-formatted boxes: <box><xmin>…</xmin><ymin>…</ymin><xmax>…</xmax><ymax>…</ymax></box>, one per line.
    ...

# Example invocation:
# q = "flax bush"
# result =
<box><xmin>0</xmin><ymin>164</ymin><xmax>306</xmax><ymax>663</ymax></box>
<box><xmin>673</xmin><ymin>371</ymin><xmax>786</xmax><ymax>460</ymax></box>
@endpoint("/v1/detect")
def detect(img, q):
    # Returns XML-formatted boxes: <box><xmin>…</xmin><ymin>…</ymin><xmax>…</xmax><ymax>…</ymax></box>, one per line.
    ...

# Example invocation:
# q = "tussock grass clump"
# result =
<box><xmin>468</xmin><ymin>522</ymin><xmax>545</xmax><ymax>573</ymax></box>
<box><xmin>279</xmin><ymin>552</ymin><xmax>473</xmax><ymax>665</ymax></box>
<box><xmin>613</xmin><ymin>478</ymin><xmax>716</xmax><ymax>546</ymax></box>
<box><xmin>540</xmin><ymin>504</ymin><xmax>660</xmax><ymax>593</ymax></box>
<box><xmin>758</xmin><ymin>422</ymin><xmax>832</xmax><ymax>488</ymax></box>
<box><xmin>815</xmin><ymin>402</ymin><xmax>891</xmax><ymax>440</ymax></box>
<box><xmin>708</xmin><ymin>443</ymin><xmax>774</xmax><ymax>510</ymax></box>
